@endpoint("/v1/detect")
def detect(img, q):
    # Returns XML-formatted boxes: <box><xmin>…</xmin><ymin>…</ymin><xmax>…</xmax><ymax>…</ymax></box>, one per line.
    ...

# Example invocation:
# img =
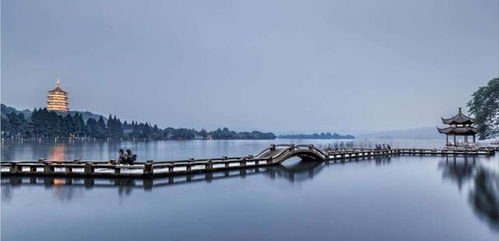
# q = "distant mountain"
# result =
<box><xmin>358</xmin><ymin>127</ymin><xmax>442</xmax><ymax>139</ymax></box>
<box><xmin>279</xmin><ymin>132</ymin><xmax>354</xmax><ymax>139</ymax></box>
<box><xmin>65</xmin><ymin>110</ymin><xmax>107</xmax><ymax>123</ymax></box>
<box><xmin>1</xmin><ymin>104</ymin><xmax>32</xmax><ymax>119</ymax></box>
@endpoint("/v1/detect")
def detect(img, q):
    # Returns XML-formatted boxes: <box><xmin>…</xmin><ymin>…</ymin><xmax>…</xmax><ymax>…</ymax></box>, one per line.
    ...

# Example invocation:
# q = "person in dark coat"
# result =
<box><xmin>126</xmin><ymin>149</ymin><xmax>137</xmax><ymax>164</ymax></box>
<box><xmin>118</xmin><ymin>149</ymin><xmax>127</xmax><ymax>164</ymax></box>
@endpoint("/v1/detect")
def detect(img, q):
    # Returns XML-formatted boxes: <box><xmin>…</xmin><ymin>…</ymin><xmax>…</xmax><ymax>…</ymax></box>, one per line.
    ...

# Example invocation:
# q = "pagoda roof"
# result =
<box><xmin>48</xmin><ymin>79</ymin><xmax>67</xmax><ymax>94</ymax></box>
<box><xmin>48</xmin><ymin>86</ymin><xmax>67</xmax><ymax>94</ymax></box>
<box><xmin>437</xmin><ymin>126</ymin><xmax>477</xmax><ymax>135</ymax></box>
<box><xmin>441</xmin><ymin>108</ymin><xmax>474</xmax><ymax>124</ymax></box>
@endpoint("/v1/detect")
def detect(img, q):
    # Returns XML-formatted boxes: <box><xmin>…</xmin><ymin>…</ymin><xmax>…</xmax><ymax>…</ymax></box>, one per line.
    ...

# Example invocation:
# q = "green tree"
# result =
<box><xmin>1</xmin><ymin>115</ymin><xmax>10</xmax><ymax>137</ymax></box>
<box><xmin>6</xmin><ymin>112</ymin><xmax>26</xmax><ymax>139</ymax></box>
<box><xmin>107</xmin><ymin>115</ymin><xmax>124</xmax><ymax>139</ymax></box>
<box><xmin>86</xmin><ymin>117</ymin><xmax>107</xmax><ymax>139</ymax></box>
<box><xmin>74</xmin><ymin>113</ymin><xmax>86</xmax><ymax>137</ymax></box>
<box><xmin>468</xmin><ymin>78</ymin><xmax>499</xmax><ymax>139</ymax></box>
<box><xmin>86</xmin><ymin>118</ymin><xmax>98</xmax><ymax>138</ymax></box>
<box><xmin>97</xmin><ymin>116</ymin><xmax>108</xmax><ymax>138</ymax></box>
<box><xmin>64</xmin><ymin>114</ymin><xmax>77</xmax><ymax>138</ymax></box>
<box><xmin>199</xmin><ymin>129</ymin><xmax>208</xmax><ymax>139</ymax></box>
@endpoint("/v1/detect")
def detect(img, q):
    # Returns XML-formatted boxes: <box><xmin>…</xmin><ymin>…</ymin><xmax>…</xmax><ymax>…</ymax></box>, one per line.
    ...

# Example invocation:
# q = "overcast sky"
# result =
<box><xmin>2</xmin><ymin>0</ymin><xmax>498</xmax><ymax>133</ymax></box>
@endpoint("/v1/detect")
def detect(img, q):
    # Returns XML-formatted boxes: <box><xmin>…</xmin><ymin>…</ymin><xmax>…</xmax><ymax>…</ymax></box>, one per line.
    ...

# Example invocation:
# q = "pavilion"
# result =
<box><xmin>437</xmin><ymin>108</ymin><xmax>477</xmax><ymax>147</ymax></box>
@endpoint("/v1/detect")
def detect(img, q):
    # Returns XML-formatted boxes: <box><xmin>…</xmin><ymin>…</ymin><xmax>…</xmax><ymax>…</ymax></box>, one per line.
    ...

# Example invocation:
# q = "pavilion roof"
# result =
<box><xmin>437</xmin><ymin>126</ymin><xmax>477</xmax><ymax>135</ymax></box>
<box><xmin>441</xmin><ymin>108</ymin><xmax>474</xmax><ymax>124</ymax></box>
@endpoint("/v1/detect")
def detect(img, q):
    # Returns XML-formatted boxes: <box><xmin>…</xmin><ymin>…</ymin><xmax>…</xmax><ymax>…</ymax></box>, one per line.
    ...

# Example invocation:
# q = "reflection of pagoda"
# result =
<box><xmin>46</xmin><ymin>79</ymin><xmax>69</xmax><ymax>112</ymax></box>
<box><xmin>49</xmin><ymin>144</ymin><xmax>65</xmax><ymax>162</ymax></box>
<box><xmin>437</xmin><ymin>108</ymin><xmax>477</xmax><ymax>147</ymax></box>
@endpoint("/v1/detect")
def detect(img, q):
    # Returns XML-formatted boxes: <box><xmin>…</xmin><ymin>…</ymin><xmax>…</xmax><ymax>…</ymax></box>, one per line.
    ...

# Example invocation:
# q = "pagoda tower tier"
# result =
<box><xmin>46</xmin><ymin>79</ymin><xmax>69</xmax><ymax>112</ymax></box>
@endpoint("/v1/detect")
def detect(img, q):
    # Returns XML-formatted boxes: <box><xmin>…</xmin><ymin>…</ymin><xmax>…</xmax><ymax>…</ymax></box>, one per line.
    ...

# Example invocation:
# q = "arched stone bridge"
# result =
<box><xmin>254</xmin><ymin>144</ymin><xmax>328</xmax><ymax>164</ymax></box>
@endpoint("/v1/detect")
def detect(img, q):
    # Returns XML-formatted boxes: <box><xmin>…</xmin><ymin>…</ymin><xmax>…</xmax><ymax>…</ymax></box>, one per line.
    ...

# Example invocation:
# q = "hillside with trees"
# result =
<box><xmin>468</xmin><ymin>77</ymin><xmax>499</xmax><ymax>139</ymax></box>
<box><xmin>0</xmin><ymin>105</ymin><xmax>276</xmax><ymax>140</ymax></box>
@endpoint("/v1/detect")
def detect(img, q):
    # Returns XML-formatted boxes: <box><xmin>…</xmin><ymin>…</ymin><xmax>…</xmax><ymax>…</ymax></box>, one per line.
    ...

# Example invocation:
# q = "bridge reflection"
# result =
<box><xmin>0</xmin><ymin>159</ymin><xmax>329</xmax><ymax>201</ymax></box>
<box><xmin>2</xmin><ymin>159</ymin><xmax>329</xmax><ymax>194</ymax></box>
<box><xmin>1</xmin><ymin>156</ymin><xmax>394</xmax><ymax>205</ymax></box>
<box><xmin>1</xmin><ymin>156</ymin><xmax>389</xmax><ymax>201</ymax></box>
<box><xmin>2</xmin><ymin>155</ymin><xmax>396</xmax><ymax>198</ymax></box>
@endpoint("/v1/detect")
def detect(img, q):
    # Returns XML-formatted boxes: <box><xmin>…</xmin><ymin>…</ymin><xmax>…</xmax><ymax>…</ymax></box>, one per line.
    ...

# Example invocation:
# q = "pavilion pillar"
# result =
<box><xmin>446</xmin><ymin>135</ymin><xmax>449</xmax><ymax>146</ymax></box>
<box><xmin>453</xmin><ymin>135</ymin><xmax>456</xmax><ymax>146</ymax></box>
<box><xmin>473</xmin><ymin>135</ymin><xmax>476</xmax><ymax>143</ymax></box>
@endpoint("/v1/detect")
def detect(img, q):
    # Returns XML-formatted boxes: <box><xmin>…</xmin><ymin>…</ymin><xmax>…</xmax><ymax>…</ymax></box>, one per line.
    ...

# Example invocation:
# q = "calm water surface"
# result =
<box><xmin>1</xmin><ymin>139</ymin><xmax>498</xmax><ymax>241</ymax></box>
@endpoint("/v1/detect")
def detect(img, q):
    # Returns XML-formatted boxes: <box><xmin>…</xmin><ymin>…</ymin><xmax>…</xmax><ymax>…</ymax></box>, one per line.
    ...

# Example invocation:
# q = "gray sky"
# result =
<box><xmin>2</xmin><ymin>0</ymin><xmax>498</xmax><ymax>132</ymax></box>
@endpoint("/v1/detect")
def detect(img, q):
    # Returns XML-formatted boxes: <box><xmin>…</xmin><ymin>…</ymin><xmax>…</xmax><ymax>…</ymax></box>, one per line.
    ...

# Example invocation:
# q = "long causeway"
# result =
<box><xmin>1</xmin><ymin>144</ymin><xmax>496</xmax><ymax>178</ymax></box>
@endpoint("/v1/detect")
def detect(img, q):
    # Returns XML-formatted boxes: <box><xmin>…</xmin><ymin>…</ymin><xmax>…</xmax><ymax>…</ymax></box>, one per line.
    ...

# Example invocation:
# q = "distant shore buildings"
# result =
<box><xmin>46</xmin><ymin>79</ymin><xmax>69</xmax><ymax>112</ymax></box>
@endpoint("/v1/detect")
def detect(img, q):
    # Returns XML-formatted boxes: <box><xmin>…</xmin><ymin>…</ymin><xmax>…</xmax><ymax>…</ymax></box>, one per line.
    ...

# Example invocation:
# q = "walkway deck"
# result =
<box><xmin>1</xmin><ymin>144</ymin><xmax>496</xmax><ymax>178</ymax></box>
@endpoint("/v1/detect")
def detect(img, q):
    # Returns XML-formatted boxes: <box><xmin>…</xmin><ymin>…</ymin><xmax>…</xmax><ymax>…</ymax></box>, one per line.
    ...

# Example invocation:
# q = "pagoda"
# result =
<box><xmin>437</xmin><ymin>108</ymin><xmax>477</xmax><ymax>147</ymax></box>
<box><xmin>46</xmin><ymin>79</ymin><xmax>69</xmax><ymax>112</ymax></box>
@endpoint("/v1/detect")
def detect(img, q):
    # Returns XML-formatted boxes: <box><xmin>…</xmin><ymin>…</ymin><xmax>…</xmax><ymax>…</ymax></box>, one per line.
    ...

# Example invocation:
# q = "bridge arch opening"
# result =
<box><xmin>277</xmin><ymin>150</ymin><xmax>325</xmax><ymax>163</ymax></box>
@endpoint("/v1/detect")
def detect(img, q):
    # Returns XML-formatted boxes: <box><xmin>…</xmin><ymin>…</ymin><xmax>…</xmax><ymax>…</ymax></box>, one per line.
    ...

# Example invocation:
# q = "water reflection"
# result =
<box><xmin>2</xmin><ymin>157</ymin><xmax>390</xmax><ymax>201</ymax></box>
<box><xmin>469</xmin><ymin>168</ymin><xmax>499</xmax><ymax>231</ymax></box>
<box><xmin>438</xmin><ymin>155</ymin><xmax>499</xmax><ymax>232</ymax></box>
<box><xmin>49</xmin><ymin>144</ymin><xmax>65</xmax><ymax>162</ymax></box>
<box><xmin>3</xmin><ymin>155</ymin><xmax>497</xmax><ymax>236</ymax></box>
<box><xmin>374</xmin><ymin>156</ymin><xmax>392</xmax><ymax>166</ymax></box>
<box><xmin>268</xmin><ymin>159</ymin><xmax>325</xmax><ymax>183</ymax></box>
<box><xmin>439</xmin><ymin>156</ymin><xmax>477</xmax><ymax>191</ymax></box>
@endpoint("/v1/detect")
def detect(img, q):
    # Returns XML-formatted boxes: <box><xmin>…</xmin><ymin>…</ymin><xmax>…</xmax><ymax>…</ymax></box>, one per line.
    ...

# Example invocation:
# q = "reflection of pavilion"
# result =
<box><xmin>438</xmin><ymin>155</ymin><xmax>477</xmax><ymax>190</ymax></box>
<box><xmin>469</xmin><ymin>168</ymin><xmax>499</xmax><ymax>231</ymax></box>
<box><xmin>438</xmin><ymin>155</ymin><xmax>499</xmax><ymax>231</ymax></box>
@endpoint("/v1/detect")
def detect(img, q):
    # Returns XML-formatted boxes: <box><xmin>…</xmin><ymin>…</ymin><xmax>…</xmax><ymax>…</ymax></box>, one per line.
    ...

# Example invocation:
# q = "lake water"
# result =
<box><xmin>1</xmin><ymin>139</ymin><xmax>498</xmax><ymax>241</ymax></box>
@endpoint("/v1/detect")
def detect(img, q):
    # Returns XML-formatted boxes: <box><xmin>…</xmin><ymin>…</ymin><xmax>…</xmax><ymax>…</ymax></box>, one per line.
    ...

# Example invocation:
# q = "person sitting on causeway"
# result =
<box><xmin>118</xmin><ymin>149</ymin><xmax>127</xmax><ymax>164</ymax></box>
<box><xmin>125</xmin><ymin>149</ymin><xmax>137</xmax><ymax>164</ymax></box>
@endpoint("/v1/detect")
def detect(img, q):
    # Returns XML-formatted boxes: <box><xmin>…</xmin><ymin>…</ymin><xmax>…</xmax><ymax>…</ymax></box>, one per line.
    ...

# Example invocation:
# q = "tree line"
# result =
<box><xmin>1</xmin><ymin>107</ymin><xmax>276</xmax><ymax>140</ymax></box>
<box><xmin>468</xmin><ymin>77</ymin><xmax>498</xmax><ymax>139</ymax></box>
